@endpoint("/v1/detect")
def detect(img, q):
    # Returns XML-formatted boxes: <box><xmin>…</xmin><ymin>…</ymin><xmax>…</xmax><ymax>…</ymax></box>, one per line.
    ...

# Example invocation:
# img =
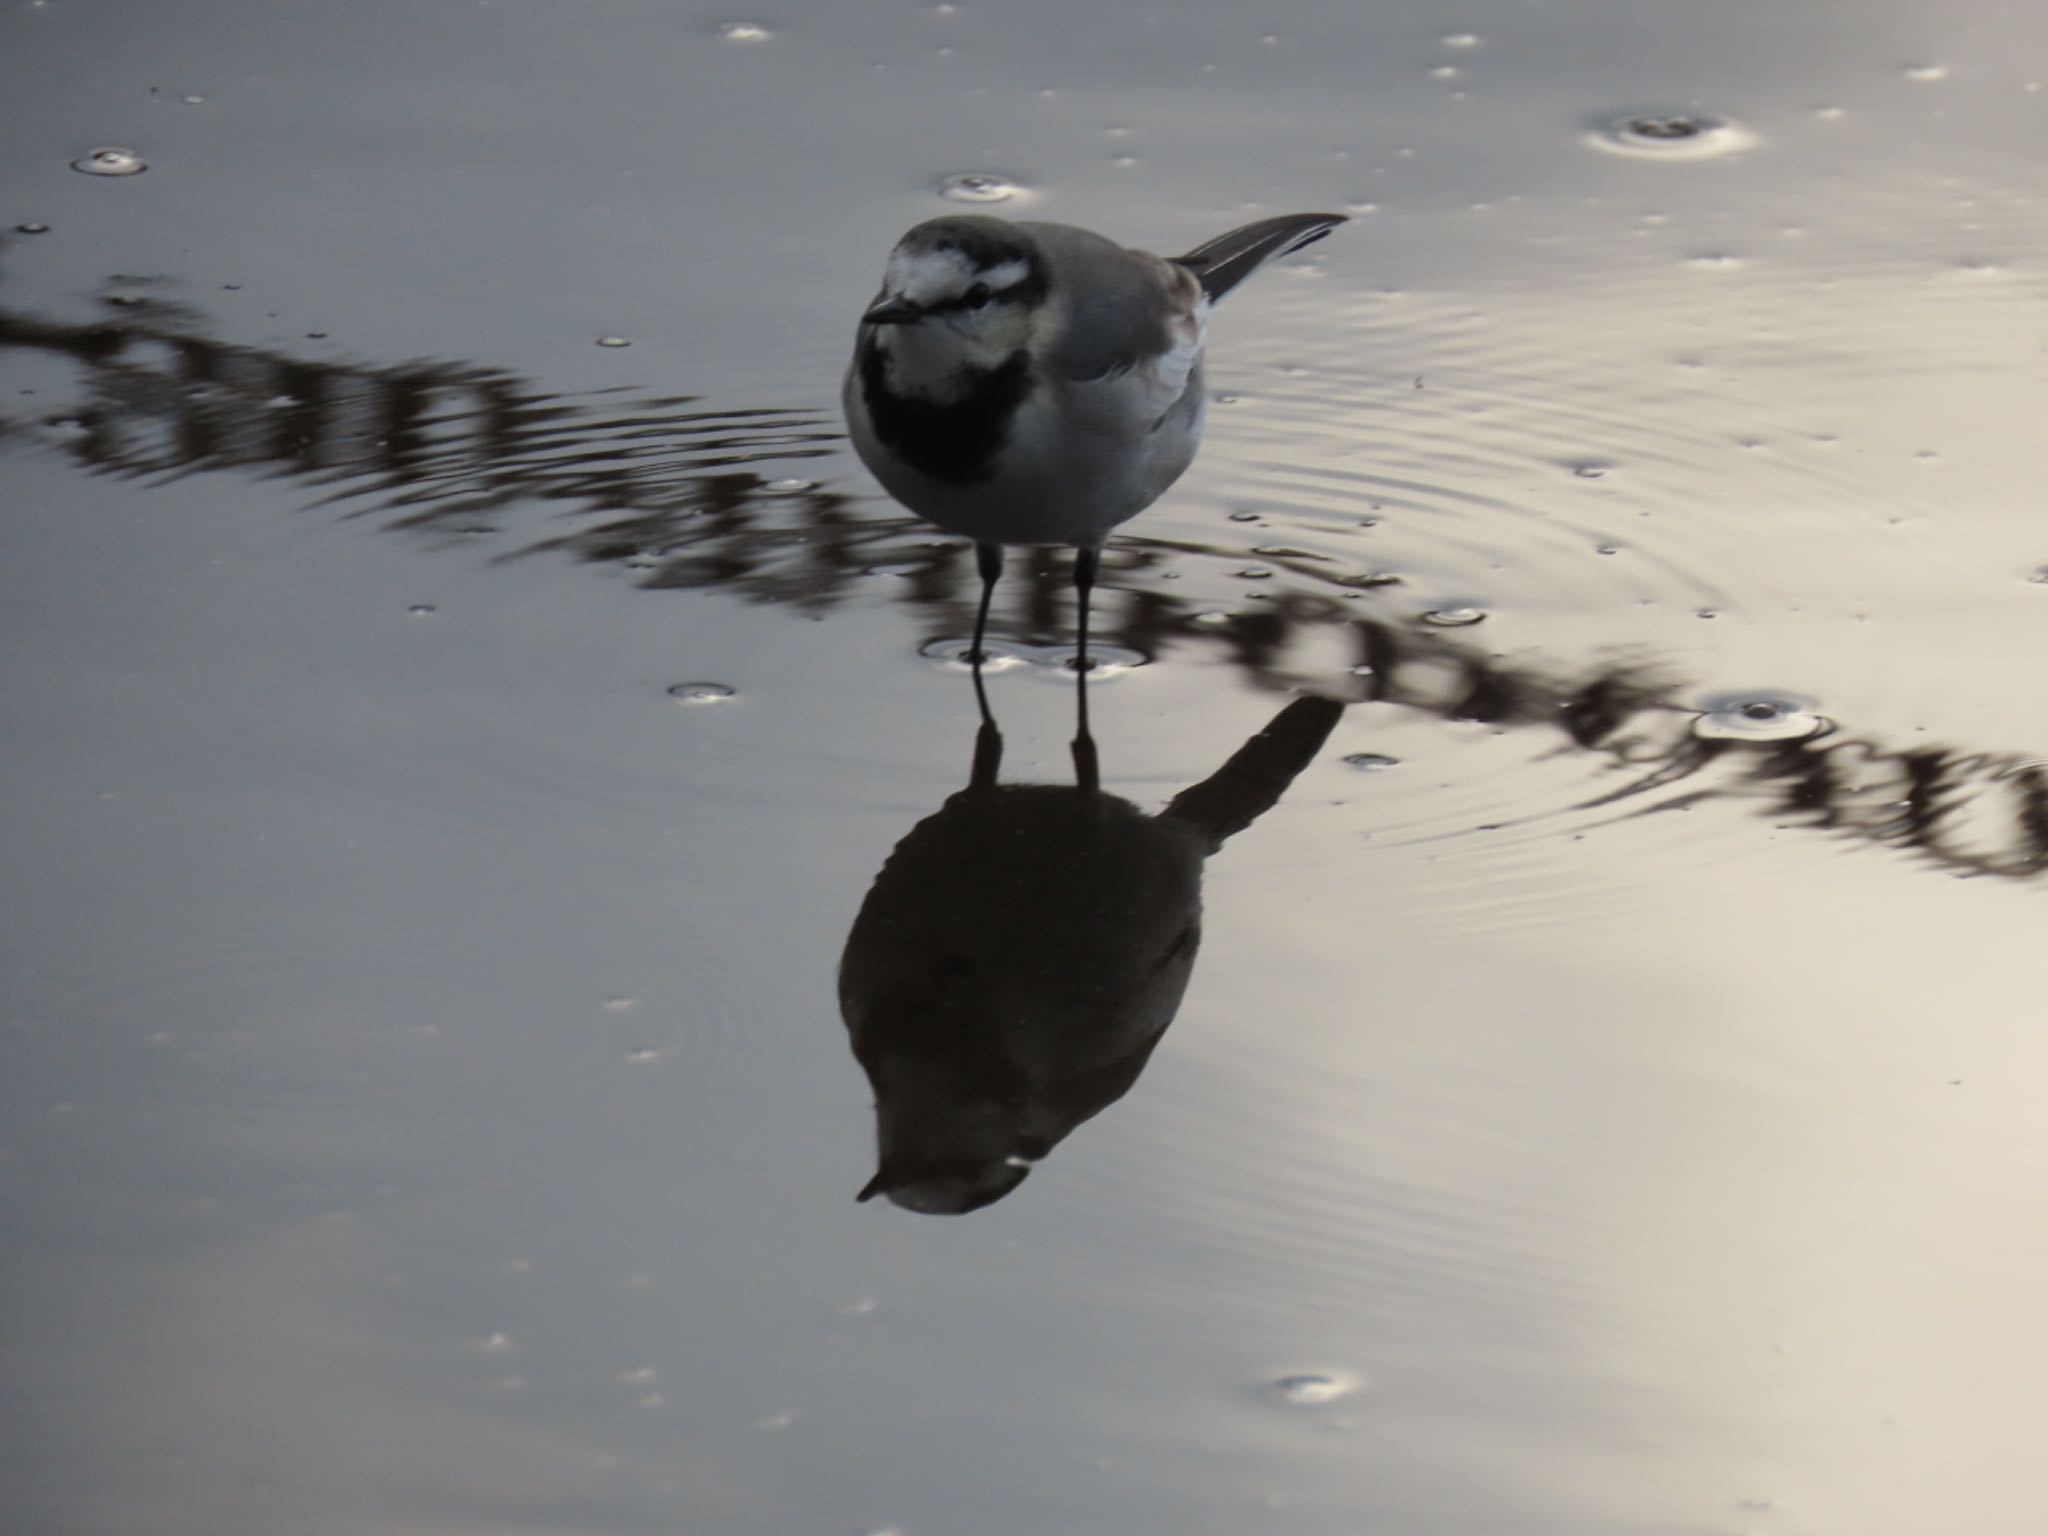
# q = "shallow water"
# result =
<box><xmin>5</xmin><ymin>1</ymin><xmax>2048</xmax><ymax>1532</ymax></box>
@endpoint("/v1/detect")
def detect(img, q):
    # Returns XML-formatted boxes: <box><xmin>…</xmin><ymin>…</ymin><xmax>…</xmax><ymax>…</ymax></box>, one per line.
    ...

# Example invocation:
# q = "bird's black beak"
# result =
<box><xmin>861</xmin><ymin>295</ymin><xmax>922</xmax><ymax>326</ymax></box>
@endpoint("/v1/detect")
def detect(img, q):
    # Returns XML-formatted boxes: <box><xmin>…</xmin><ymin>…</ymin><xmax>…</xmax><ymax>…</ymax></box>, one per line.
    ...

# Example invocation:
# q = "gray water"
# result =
<box><xmin>5</xmin><ymin>1</ymin><xmax>2047</xmax><ymax>1532</ymax></box>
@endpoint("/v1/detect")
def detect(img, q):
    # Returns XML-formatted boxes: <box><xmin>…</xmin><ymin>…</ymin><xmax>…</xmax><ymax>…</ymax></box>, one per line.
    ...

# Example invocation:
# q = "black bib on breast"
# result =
<box><xmin>858</xmin><ymin>341</ymin><xmax>1035</xmax><ymax>485</ymax></box>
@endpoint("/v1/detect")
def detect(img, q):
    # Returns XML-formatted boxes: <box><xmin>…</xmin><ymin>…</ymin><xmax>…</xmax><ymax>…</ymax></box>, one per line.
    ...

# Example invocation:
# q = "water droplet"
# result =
<box><xmin>1228</xmin><ymin>509</ymin><xmax>1261</xmax><ymax>523</ymax></box>
<box><xmin>1273</xmin><ymin>1373</ymin><xmax>1355</xmax><ymax>1405</ymax></box>
<box><xmin>1691</xmin><ymin>694</ymin><xmax>1829</xmax><ymax>743</ymax></box>
<box><xmin>1213</xmin><ymin>392</ymin><xmax>1241</xmax><ymax>404</ymax></box>
<box><xmin>1191</xmin><ymin>610</ymin><xmax>1232</xmax><ymax>627</ymax></box>
<box><xmin>1235</xmin><ymin>566</ymin><xmax>1273</xmax><ymax>581</ymax></box>
<box><xmin>1421</xmin><ymin>606</ymin><xmax>1486</xmax><ymax>627</ymax></box>
<box><xmin>938</xmin><ymin>171</ymin><xmax>1022</xmax><ymax>203</ymax></box>
<box><xmin>716</xmin><ymin>20</ymin><xmax>771</xmax><ymax>42</ymax></box>
<box><xmin>1343</xmin><ymin>753</ymin><xmax>1400</xmax><ymax>771</ymax></box>
<box><xmin>765</xmin><ymin>477</ymin><xmax>816</xmax><ymax>494</ymax></box>
<box><xmin>1441</xmin><ymin>31</ymin><xmax>1480</xmax><ymax>47</ymax></box>
<box><xmin>1695</xmin><ymin>608</ymin><xmax>1718</xmax><ymax>620</ymax></box>
<box><xmin>406</xmin><ymin>603</ymin><xmax>437</xmax><ymax>616</ymax></box>
<box><xmin>1567</xmin><ymin>460</ymin><xmax>1611</xmax><ymax>479</ymax></box>
<box><xmin>1589</xmin><ymin>113</ymin><xmax>1755</xmax><ymax>160</ymax></box>
<box><xmin>667</xmin><ymin>682</ymin><xmax>736</xmax><ymax>704</ymax></box>
<box><xmin>1595</xmin><ymin>542</ymin><xmax>1620</xmax><ymax>555</ymax></box>
<box><xmin>71</xmin><ymin>146</ymin><xmax>147</xmax><ymax>177</ymax></box>
<box><xmin>595</xmin><ymin>334</ymin><xmax>631</xmax><ymax>348</ymax></box>
<box><xmin>14</xmin><ymin>221</ymin><xmax>50</xmax><ymax>234</ymax></box>
<box><xmin>1903</xmin><ymin>63</ymin><xmax>1947</xmax><ymax>81</ymax></box>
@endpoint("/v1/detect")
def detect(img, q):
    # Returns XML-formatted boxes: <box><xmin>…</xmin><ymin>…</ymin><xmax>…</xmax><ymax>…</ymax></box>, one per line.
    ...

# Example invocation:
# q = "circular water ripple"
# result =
<box><xmin>919</xmin><ymin>634</ymin><xmax>1147</xmax><ymax>680</ymax></box>
<box><xmin>1586</xmin><ymin>111</ymin><xmax>1757</xmax><ymax>160</ymax></box>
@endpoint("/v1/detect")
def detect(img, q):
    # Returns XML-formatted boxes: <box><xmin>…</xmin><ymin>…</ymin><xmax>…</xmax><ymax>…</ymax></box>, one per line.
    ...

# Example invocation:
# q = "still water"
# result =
<box><xmin>4</xmin><ymin>1</ymin><xmax>2046</xmax><ymax>1532</ymax></box>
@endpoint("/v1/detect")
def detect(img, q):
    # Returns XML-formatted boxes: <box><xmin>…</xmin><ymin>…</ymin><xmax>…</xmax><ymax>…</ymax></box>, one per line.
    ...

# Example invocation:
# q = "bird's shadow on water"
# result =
<box><xmin>3</xmin><ymin>285</ymin><xmax>2046</xmax><ymax>884</ymax></box>
<box><xmin>840</xmin><ymin>694</ymin><xmax>1345</xmax><ymax>1215</ymax></box>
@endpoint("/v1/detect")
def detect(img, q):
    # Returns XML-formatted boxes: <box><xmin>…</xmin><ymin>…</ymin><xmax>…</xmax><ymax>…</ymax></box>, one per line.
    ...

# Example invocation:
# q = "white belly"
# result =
<box><xmin>842</xmin><ymin>364</ymin><xmax>1205</xmax><ymax>548</ymax></box>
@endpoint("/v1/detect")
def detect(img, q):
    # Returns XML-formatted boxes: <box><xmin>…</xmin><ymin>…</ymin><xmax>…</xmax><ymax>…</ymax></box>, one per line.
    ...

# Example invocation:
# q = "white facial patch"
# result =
<box><xmin>884</xmin><ymin>246</ymin><xmax>982</xmax><ymax>308</ymax></box>
<box><xmin>881</xmin><ymin>248</ymin><xmax>1034</xmax><ymax>307</ymax></box>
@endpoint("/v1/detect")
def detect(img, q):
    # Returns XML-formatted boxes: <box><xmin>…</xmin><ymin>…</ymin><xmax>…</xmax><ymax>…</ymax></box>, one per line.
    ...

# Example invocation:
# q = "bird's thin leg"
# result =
<box><xmin>969</xmin><ymin>541</ymin><xmax>1003</xmax><ymax>729</ymax></box>
<box><xmin>1072</xmin><ymin>543</ymin><xmax>1100</xmax><ymax>793</ymax></box>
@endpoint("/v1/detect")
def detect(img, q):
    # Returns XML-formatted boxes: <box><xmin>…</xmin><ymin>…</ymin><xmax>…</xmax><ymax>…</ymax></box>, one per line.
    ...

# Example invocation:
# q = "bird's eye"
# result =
<box><xmin>964</xmin><ymin>283</ymin><xmax>992</xmax><ymax>309</ymax></box>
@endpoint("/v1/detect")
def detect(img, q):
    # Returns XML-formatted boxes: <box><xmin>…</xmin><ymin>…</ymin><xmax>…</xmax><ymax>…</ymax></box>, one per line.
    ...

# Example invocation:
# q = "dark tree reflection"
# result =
<box><xmin>4</xmin><ymin>295</ymin><xmax>2043</xmax><ymax>882</ymax></box>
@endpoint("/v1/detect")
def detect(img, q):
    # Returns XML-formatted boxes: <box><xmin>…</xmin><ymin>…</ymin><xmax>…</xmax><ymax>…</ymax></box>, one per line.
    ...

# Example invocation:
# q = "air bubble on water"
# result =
<box><xmin>1596</xmin><ymin>542</ymin><xmax>1620</xmax><ymax>555</ymax></box>
<box><xmin>617</xmin><ymin>1366</ymin><xmax>658</xmax><ymax>1385</ymax></box>
<box><xmin>1589</xmin><ymin>113</ymin><xmax>1755</xmax><ymax>160</ymax></box>
<box><xmin>1903</xmin><ymin>63</ymin><xmax>1947</xmax><ymax>81</ymax></box>
<box><xmin>939</xmin><ymin>171</ymin><xmax>1023</xmax><ymax>203</ymax></box>
<box><xmin>1235</xmin><ymin>566</ymin><xmax>1273</xmax><ymax>580</ymax></box>
<box><xmin>15</xmin><ymin>221</ymin><xmax>51</xmax><ymax>234</ymax></box>
<box><xmin>765</xmin><ymin>477</ymin><xmax>816</xmax><ymax>493</ymax></box>
<box><xmin>667</xmin><ymin>681</ymin><xmax>737</xmax><ymax>704</ymax></box>
<box><xmin>2026</xmin><ymin>566</ymin><xmax>2048</xmax><ymax>584</ymax></box>
<box><xmin>1273</xmin><ymin>1373</ymin><xmax>1356</xmax><ymax>1405</ymax></box>
<box><xmin>1695</xmin><ymin>608</ymin><xmax>1718</xmax><ymax>619</ymax></box>
<box><xmin>1213</xmin><ymin>392</ymin><xmax>1241</xmax><ymax>404</ymax></box>
<box><xmin>595</xmin><ymin>334</ymin><xmax>631</xmax><ymax>348</ymax></box>
<box><xmin>1691</xmin><ymin>693</ymin><xmax>1829</xmax><ymax>743</ymax></box>
<box><xmin>71</xmin><ymin>146</ymin><xmax>147</xmax><ymax>176</ymax></box>
<box><xmin>716</xmin><ymin>20</ymin><xmax>772</xmax><ymax>41</ymax></box>
<box><xmin>1343</xmin><ymin>753</ymin><xmax>1400</xmax><ymax>771</ymax></box>
<box><xmin>1567</xmin><ymin>460</ymin><xmax>1611</xmax><ymax>479</ymax></box>
<box><xmin>1421</xmin><ymin>605</ymin><xmax>1486</xmax><ymax>627</ymax></box>
<box><xmin>1442</xmin><ymin>31</ymin><xmax>1480</xmax><ymax>47</ymax></box>
<box><xmin>1228</xmin><ymin>509</ymin><xmax>1261</xmax><ymax>523</ymax></box>
<box><xmin>467</xmin><ymin>1331</ymin><xmax>518</xmax><ymax>1355</ymax></box>
<box><xmin>602</xmin><ymin>995</ymin><xmax>638</xmax><ymax>1013</ymax></box>
<box><xmin>181</xmin><ymin>94</ymin><xmax>206</xmax><ymax>105</ymax></box>
<box><xmin>406</xmin><ymin>603</ymin><xmax>437</xmax><ymax>615</ymax></box>
<box><xmin>1192</xmin><ymin>610</ymin><xmax>1231</xmax><ymax>626</ymax></box>
<box><xmin>625</xmin><ymin>1048</ymin><xmax>662</xmax><ymax>1065</ymax></box>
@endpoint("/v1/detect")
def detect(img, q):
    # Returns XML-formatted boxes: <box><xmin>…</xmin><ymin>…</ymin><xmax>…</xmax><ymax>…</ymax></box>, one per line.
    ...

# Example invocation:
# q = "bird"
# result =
<box><xmin>842</xmin><ymin>208</ymin><xmax>1347</xmax><ymax>709</ymax></box>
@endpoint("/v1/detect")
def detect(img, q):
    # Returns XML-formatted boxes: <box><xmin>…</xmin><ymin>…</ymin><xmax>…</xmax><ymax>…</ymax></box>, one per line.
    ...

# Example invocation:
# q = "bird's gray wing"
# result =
<box><xmin>1020</xmin><ymin>222</ymin><xmax>1200</xmax><ymax>385</ymax></box>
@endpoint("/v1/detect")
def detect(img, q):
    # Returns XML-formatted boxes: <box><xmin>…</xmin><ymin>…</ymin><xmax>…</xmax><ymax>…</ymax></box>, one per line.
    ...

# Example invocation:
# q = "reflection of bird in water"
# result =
<box><xmin>839</xmin><ymin>693</ymin><xmax>1344</xmax><ymax>1214</ymax></box>
<box><xmin>842</xmin><ymin>211</ymin><xmax>1347</xmax><ymax>692</ymax></box>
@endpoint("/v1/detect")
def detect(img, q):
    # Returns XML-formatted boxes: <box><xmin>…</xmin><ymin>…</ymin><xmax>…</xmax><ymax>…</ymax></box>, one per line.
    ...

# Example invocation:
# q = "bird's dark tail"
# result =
<box><xmin>1171</xmin><ymin>212</ymin><xmax>1348</xmax><ymax>303</ymax></box>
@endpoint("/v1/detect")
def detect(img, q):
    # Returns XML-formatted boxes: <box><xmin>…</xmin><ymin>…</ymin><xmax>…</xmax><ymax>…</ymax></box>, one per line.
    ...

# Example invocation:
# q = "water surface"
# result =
<box><xmin>5</xmin><ymin>1</ymin><xmax>2047</xmax><ymax>1532</ymax></box>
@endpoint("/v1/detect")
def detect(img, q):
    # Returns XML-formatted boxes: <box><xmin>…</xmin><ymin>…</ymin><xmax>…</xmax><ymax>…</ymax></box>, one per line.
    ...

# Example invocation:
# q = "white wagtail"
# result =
<box><xmin>842</xmin><ymin>209</ymin><xmax>1347</xmax><ymax>693</ymax></box>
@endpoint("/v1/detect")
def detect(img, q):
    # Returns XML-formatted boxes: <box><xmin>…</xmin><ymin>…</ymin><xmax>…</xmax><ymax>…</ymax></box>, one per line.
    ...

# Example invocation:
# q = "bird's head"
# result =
<box><xmin>860</xmin><ymin>216</ymin><xmax>1048</xmax><ymax>370</ymax></box>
